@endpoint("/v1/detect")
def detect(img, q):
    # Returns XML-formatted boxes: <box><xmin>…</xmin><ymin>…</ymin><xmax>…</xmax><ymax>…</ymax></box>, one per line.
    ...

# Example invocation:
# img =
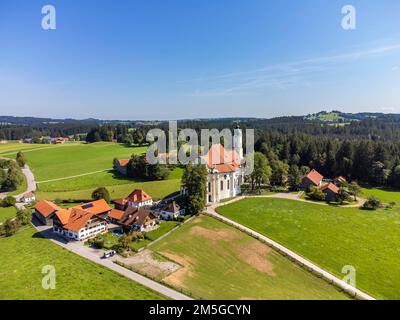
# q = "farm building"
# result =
<box><xmin>321</xmin><ymin>183</ymin><xmax>340</xmax><ymax>202</ymax></box>
<box><xmin>52</xmin><ymin>199</ymin><xmax>112</xmax><ymax>241</ymax></box>
<box><xmin>154</xmin><ymin>201</ymin><xmax>185</xmax><ymax>220</ymax></box>
<box><xmin>114</xmin><ymin>159</ymin><xmax>129</xmax><ymax>175</ymax></box>
<box><xmin>114</xmin><ymin>189</ymin><xmax>153</xmax><ymax>210</ymax></box>
<box><xmin>21</xmin><ymin>191</ymin><xmax>36</xmax><ymax>204</ymax></box>
<box><xmin>301</xmin><ymin>169</ymin><xmax>324</xmax><ymax>190</ymax></box>
<box><xmin>116</xmin><ymin>207</ymin><xmax>159</xmax><ymax>232</ymax></box>
<box><xmin>34</xmin><ymin>200</ymin><xmax>62</xmax><ymax>225</ymax></box>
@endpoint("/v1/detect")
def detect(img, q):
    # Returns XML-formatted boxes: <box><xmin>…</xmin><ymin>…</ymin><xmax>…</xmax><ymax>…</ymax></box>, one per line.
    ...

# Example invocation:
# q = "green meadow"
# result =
<box><xmin>361</xmin><ymin>187</ymin><xmax>400</xmax><ymax>204</ymax></box>
<box><xmin>150</xmin><ymin>215</ymin><xmax>350</xmax><ymax>300</ymax></box>
<box><xmin>1</xmin><ymin>142</ymin><xmax>182</xmax><ymax>201</ymax></box>
<box><xmin>0</xmin><ymin>226</ymin><xmax>166</xmax><ymax>300</ymax></box>
<box><xmin>0</xmin><ymin>206</ymin><xmax>16</xmax><ymax>223</ymax></box>
<box><xmin>217</xmin><ymin>197</ymin><xmax>400</xmax><ymax>300</ymax></box>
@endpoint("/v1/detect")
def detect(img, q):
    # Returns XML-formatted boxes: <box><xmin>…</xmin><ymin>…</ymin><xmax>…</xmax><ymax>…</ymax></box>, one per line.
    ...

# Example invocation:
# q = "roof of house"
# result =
<box><xmin>202</xmin><ymin>144</ymin><xmax>241</xmax><ymax>172</ymax></box>
<box><xmin>336</xmin><ymin>176</ymin><xmax>347</xmax><ymax>183</ymax></box>
<box><xmin>304</xmin><ymin>169</ymin><xmax>324</xmax><ymax>185</ymax></box>
<box><xmin>72</xmin><ymin>199</ymin><xmax>111</xmax><ymax>215</ymax></box>
<box><xmin>127</xmin><ymin>189</ymin><xmax>152</xmax><ymax>203</ymax></box>
<box><xmin>161</xmin><ymin>201</ymin><xmax>180</xmax><ymax>213</ymax></box>
<box><xmin>23</xmin><ymin>191</ymin><xmax>35</xmax><ymax>198</ymax></box>
<box><xmin>120</xmin><ymin>208</ymin><xmax>156</xmax><ymax>227</ymax></box>
<box><xmin>118</xmin><ymin>159</ymin><xmax>129</xmax><ymax>167</ymax></box>
<box><xmin>108</xmin><ymin>208</ymin><xmax>125</xmax><ymax>220</ymax></box>
<box><xmin>62</xmin><ymin>209</ymin><xmax>99</xmax><ymax>232</ymax></box>
<box><xmin>34</xmin><ymin>200</ymin><xmax>62</xmax><ymax>218</ymax></box>
<box><xmin>321</xmin><ymin>183</ymin><xmax>340</xmax><ymax>194</ymax></box>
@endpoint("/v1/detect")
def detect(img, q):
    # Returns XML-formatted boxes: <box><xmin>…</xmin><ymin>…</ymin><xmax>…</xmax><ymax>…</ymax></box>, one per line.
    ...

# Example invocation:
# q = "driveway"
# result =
<box><xmin>32</xmin><ymin>219</ymin><xmax>192</xmax><ymax>300</ymax></box>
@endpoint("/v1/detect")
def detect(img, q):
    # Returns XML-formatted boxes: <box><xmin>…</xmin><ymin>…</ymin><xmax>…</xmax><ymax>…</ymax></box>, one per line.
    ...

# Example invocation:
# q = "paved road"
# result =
<box><xmin>204</xmin><ymin>197</ymin><xmax>375</xmax><ymax>300</ymax></box>
<box><xmin>32</xmin><ymin>220</ymin><xmax>192</xmax><ymax>300</ymax></box>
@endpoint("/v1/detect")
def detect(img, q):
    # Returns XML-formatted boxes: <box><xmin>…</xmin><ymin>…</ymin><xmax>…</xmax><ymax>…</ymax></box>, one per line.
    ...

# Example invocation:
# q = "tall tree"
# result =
<box><xmin>181</xmin><ymin>164</ymin><xmax>208</xmax><ymax>215</ymax></box>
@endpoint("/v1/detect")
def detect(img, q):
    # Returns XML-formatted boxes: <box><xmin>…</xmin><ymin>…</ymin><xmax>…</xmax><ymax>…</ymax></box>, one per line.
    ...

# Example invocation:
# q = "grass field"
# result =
<box><xmin>1</xmin><ymin>141</ymin><xmax>183</xmax><ymax>201</ymax></box>
<box><xmin>0</xmin><ymin>206</ymin><xmax>16</xmax><ymax>223</ymax></box>
<box><xmin>0</xmin><ymin>226</ymin><xmax>166</xmax><ymax>300</ymax></box>
<box><xmin>150</xmin><ymin>215</ymin><xmax>349</xmax><ymax>300</ymax></box>
<box><xmin>217</xmin><ymin>197</ymin><xmax>400</xmax><ymax>299</ymax></box>
<box><xmin>361</xmin><ymin>187</ymin><xmax>400</xmax><ymax>204</ymax></box>
<box><xmin>36</xmin><ymin>178</ymin><xmax>181</xmax><ymax>201</ymax></box>
<box><xmin>0</xmin><ymin>143</ymin><xmax>59</xmax><ymax>155</ymax></box>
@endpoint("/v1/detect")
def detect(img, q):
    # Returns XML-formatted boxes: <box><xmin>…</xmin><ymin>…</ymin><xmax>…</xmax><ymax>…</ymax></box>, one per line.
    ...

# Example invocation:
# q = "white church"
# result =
<box><xmin>202</xmin><ymin>128</ymin><xmax>245</xmax><ymax>203</ymax></box>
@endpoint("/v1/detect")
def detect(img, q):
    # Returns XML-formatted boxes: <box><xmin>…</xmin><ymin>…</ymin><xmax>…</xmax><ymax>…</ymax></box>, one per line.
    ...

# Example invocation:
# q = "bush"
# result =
<box><xmin>16</xmin><ymin>208</ymin><xmax>32</xmax><ymax>225</ymax></box>
<box><xmin>2</xmin><ymin>196</ymin><xmax>16</xmax><ymax>207</ymax></box>
<box><xmin>2</xmin><ymin>218</ymin><xmax>20</xmax><ymax>237</ymax></box>
<box><xmin>89</xmin><ymin>235</ymin><xmax>105</xmax><ymax>248</ymax></box>
<box><xmin>92</xmin><ymin>187</ymin><xmax>111</xmax><ymax>203</ymax></box>
<box><xmin>307</xmin><ymin>186</ymin><xmax>325</xmax><ymax>201</ymax></box>
<box><xmin>363</xmin><ymin>196</ymin><xmax>382</xmax><ymax>210</ymax></box>
<box><xmin>387</xmin><ymin>202</ymin><xmax>396</xmax><ymax>209</ymax></box>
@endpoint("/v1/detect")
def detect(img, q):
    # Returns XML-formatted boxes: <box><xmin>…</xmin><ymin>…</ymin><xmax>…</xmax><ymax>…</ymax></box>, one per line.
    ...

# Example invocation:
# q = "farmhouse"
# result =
<box><xmin>34</xmin><ymin>200</ymin><xmax>61</xmax><ymax>225</ymax></box>
<box><xmin>334</xmin><ymin>176</ymin><xmax>347</xmax><ymax>186</ymax></box>
<box><xmin>321</xmin><ymin>183</ymin><xmax>340</xmax><ymax>202</ymax></box>
<box><xmin>301</xmin><ymin>169</ymin><xmax>324</xmax><ymax>190</ymax></box>
<box><xmin>117</xmin><ymin>207</ymin><xmax>159</xmax><ymax>232</ymax></box>
<box><xmin>52</xmin><ymin>199</ymin><xmax>111</xmax><ymax>241</ymax></box>
<box><xmin>115</xmin><ymin>159</ymin><xmax>129</xmax><ymax>175</ymax></box>
<box><xmin>203</xmin><ymin>129</ymin><xmax>245</xmax><ymax>203</ymax></box>
<box><xmin>114</xmin><ymin>189</ymin><xmax>153</xmax><ymax>210</ymax></box>
<box><xmin>155</xmin><ymin>201</ymin><xmax>185</xmax><ymax>220</ymax></box>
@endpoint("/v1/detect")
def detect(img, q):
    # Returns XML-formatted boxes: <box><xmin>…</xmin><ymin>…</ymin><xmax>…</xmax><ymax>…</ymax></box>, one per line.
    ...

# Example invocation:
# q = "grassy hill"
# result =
<box><xmin>217</xmin><ymin>197</ymin><xmax>400</xmax><ymax>300</ymax></box>
<box><xmin>149</xmin><ymin>215</ymin><xmax>350</xmax><ymax>300</ymax></box>
<box><xmin>0</xmin><ymin>226</ymin><xmax>166</xmax><ymax>300</ymax></box>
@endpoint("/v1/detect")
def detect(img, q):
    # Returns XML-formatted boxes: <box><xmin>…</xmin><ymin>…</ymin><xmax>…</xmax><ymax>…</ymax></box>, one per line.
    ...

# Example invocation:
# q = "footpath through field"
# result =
<box><xmin>204</xmin><ymin>195</ymin><xmax>375</xmax><ymax>300</ymax></box>
<box><xmin>36</xmin><ymin>168</ymin><xmax>113</xmax><ymax>184</ymax></box>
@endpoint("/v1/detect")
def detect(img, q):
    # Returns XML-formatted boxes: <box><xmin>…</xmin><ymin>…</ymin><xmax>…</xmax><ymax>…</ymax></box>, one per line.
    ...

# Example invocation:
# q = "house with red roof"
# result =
<box><xmin>301</xmin><ymin>169</ymin><xmax>324</xmax><ymax>190</ymax></box>
<box><xmin>113</xmin><ymin>189</ymin><xmax>153</xmax><ymax>210</ymax></box>
<box><xmin>321</xmin><ymin>183</ymin><xmax>340</xmax><ymax>202</ymax></box>
<box><xmin>110</xmin><ymin>207</ymin><xmax>158</xmax><ymax>232</ymax></box>
<box><xmin>52</xmin><ymin>199</ymin><xmax>112</xmax><ymax>241</ymax></box>
<box><xmin>115</xmin><ymin>159</ymin><xmax>129</xmax><ymax>175</ymax></box>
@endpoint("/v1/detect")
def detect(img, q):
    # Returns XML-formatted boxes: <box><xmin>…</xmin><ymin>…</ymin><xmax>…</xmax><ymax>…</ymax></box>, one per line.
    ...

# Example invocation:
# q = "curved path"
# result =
<box><xmin>204</xmin><ymin>196</ymin><xmax>374</xmax><ymax>300</ymax></box>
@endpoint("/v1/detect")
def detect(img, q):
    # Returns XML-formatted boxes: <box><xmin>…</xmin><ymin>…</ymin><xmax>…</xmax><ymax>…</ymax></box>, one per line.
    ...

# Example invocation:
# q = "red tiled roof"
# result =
<box><xmin>63</xmin><ymin>209</ymin><xmax>98</xmax><ymax>232</ymax></box>
<box><xmin>127</xmin><ymin>189</ymin><xmax>152</xmax><ymax>203</ymax></box>
<box><xmin>72</xmin><ymin>199</ymin><xmax>111</xmax><ymax>215</ymax></box>
<box><xmin>34</xmin><ymin>200</ymin><xmax>61</xmax><ymax>218</ymax></box>
<box><xmin>202</xmin><ymin>144</ymin><xmax>241</xmax><ymax>172</ymax></box>
<box><xmin>304</xmin><ymin>169</ymin><xmax>323</xmax><ymax>186</ymax></box>
<box><xmin>120</xmin><ymin>208</ymin><xmax>156</xmax><ymax>227</ymax></box>
<box><xmin>321</xmin><ymin>183</ymin><xmax>340</xmax><ymax>194</ymax></box>
<box><xmin>336</xmin><ymin>176</ymin><xmax>347</xmax><ymax>183</ymax></box>
<box><xmin>109</xmin><ymin>208</ymin><xmax>125</xmax><ymax>220</ymax></box>
<box><xmin>118</xmin><ymin>159</ymin><xmax>129</xmax><ymax>167</ymax></box>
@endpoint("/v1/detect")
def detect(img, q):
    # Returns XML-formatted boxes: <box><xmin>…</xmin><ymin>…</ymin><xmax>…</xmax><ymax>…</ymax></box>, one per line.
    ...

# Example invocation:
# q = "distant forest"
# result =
<box><xmin>2</xmin><ymin>112</ymin><xmax>400</xmax><ymax>188</ymax></box>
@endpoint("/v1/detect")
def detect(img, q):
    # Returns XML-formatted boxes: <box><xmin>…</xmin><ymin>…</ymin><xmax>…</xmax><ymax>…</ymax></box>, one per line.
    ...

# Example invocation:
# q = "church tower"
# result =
<box><xmin>233</xmin><ymin>125</ymin><xmax>243</xmax><ymax>160</ymax></box>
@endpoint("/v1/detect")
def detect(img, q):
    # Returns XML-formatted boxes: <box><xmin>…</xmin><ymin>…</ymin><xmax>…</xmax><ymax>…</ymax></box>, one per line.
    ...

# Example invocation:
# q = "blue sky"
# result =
<box><xmin>0</xmin><ymin>0</ymin><xmax>400</xmax><ymax>120</ymax></box>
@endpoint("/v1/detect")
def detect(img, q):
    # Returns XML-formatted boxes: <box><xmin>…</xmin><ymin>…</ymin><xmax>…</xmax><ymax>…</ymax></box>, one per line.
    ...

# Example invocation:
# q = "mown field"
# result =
<box><xmin>36</xmin><ymin>179</ymin><xmax>181</xmax><ymax>201</ymax></box>
<box><xmin>1</xmin><ymin>142</ymin><xmax>182</xmax><ymax>201</ymax></box>
<box><xmin>361</xmin><ymin>187</ymin><xmax>400</xmax><ymax>204</ymax></box>
<box><xmin>0</xmin><ymin>226</ymin><xmax>166</xmax><ymax>300</ymax></box>
<box><xmin>217</xmin><ymin>197</ymin><xmax>400</xmax><ymax>300</ymax></box>
<box><xmin>150</xmin><ymin>215</ymin><xmax>350</xmax><ymax>300</ymax></box>
<box><xmin>0</xmin><ymin>206</ymin><xmax>16</xmax><ymax>223</ymax></box>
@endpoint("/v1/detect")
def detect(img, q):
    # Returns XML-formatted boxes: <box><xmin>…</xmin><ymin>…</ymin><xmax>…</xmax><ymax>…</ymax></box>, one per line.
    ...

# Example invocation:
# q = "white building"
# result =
<box><xmin>22</xmin><ymin>192</ymin><xmax>36</xmax><ymax>204</ymax></box>
<box><xmin>203</xmin><ymin>128</ymin><xmax>245</xmax><ymax>203</ymax></box>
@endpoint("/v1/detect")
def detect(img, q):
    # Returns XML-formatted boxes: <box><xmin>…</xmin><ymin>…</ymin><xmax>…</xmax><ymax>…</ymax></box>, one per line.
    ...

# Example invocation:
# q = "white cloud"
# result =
<box><xmin>185</xmin><ymin>43</ymin><xmax>400</xmax><ymax>97</ymax></box>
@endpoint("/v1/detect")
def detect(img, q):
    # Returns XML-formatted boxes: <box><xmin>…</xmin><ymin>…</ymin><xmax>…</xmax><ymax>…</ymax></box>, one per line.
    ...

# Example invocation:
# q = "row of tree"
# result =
<box><xmin>86</xmin><ymin>125</ymin><xmax>146</xmax><ymax>145</ymax></box>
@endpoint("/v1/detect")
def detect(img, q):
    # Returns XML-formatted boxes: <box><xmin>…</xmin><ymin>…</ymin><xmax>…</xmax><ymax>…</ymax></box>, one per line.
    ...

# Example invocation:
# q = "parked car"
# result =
<box><xmin>103</xmin><ymin>250</ymin><xmax>116</xmax><ymax>259</ymax></box>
